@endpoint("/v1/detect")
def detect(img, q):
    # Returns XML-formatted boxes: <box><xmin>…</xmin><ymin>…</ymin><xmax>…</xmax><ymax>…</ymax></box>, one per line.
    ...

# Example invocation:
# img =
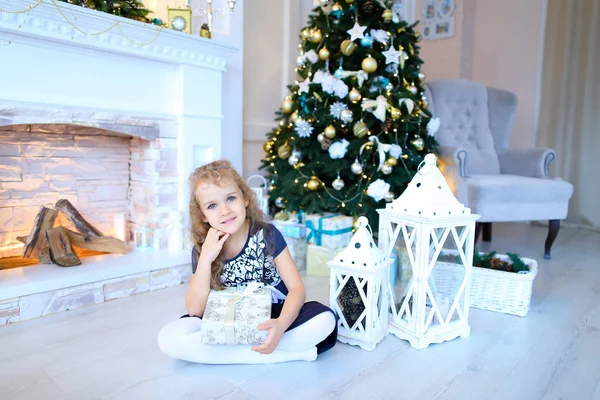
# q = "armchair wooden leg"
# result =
<box><xmin>482</xmin><ymin>222</ymin><xmax>492</xmax><ymax>242</ymax></box>
<box><xmin>474</xmin><ymin>223</ymin><xmax>483</xmax><ymax>244</ymax></box>
<box><xmin>544</xmin><ymin>220</ymin><xmax>560</xmax><ymax>259</ymax></box>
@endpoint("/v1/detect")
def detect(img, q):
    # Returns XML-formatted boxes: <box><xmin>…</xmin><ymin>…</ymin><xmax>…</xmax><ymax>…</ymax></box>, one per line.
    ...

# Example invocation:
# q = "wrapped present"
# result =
<box><xmin>272</xmin><ymin>219</ymin><xmax>307</xmax><ymax>272</ymax></box>
<box><xmin>305</xmin><ymin>213</ymin><xmax>353</xmax><ymax>250</ymax></box>
<box><xmin>201</xmin><ymin>282</ymin><xmax>271</xmax><ymax>345</ymax></box>
<box><xmin>307</xmin><ymin>244</ymin><xmax>343</xmax><ymax>277</ymax></box>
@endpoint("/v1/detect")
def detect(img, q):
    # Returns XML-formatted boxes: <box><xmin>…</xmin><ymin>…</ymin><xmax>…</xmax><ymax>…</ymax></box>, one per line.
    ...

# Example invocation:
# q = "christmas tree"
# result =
<box><xmin>260</xmin><ymin>0</ymin><xmax>439</xmax><ymax>227</ymax></box>
<box><xmin>60</xmin><ymin>0</ymin><xmax>150</xmax><ymax>22</ymax></box>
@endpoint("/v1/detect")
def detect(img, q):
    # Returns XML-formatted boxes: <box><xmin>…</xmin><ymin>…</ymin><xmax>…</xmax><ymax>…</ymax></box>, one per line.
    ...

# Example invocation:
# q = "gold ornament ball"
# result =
<box><xmin>361</xmin><ymin>56</ymin><xmax>378</xmax><ymax>73</ymax></box>
<box><xmin>340</xmin><ymin>39</ymin><xmax>357</xmax><ymax>56</ymax></box>
<box><xmin>386</xmin><ymin>156</ymin><xmax>398</xmax><ymax>167</ymax></box>
<box><xmin>353</xmin><ymin>121</ymin><xmax>370</xmax><ymax>138</ymax></box>
<box><xmin>310</xmin><ymin>29</ymin><xmax>323</xmax><ymax>43</ymax></box>
<box><xmin>324</xmin><ymin>125</ymin><xmax>336</xmax><ymax>139</ymax></box>
<box><xmin>349</xmin><ymin>88</ymin><xmax>362</xmax><ymax>103</ymax></box>
<box><xmin>263</xmin><ymin>141</ymin><xmax>274</xmax><ymax>152</ymax></box>
<box><xmin>278</xmin><ymin>143</ymin><xmax>292</xmax><ymax>159</ymax></box>
<box><xmin>290</xmin><ymin>111</ymin><xmax>299</xmax><ymax>123</ymax></box>
<box><xmin>307</xmin><ymin>177</ymin><xmax>320</xmax><ymax>191</ymax></box>
<box><xmin>301</xmin><ymin>28</ymin><xmax>311</xmax><ymax>40</ymax></box>
<box><xmin>331</xmin><ymin>2</ymin><xmax>343</xmax><ymax>11</ymax></box>
<box><xmin>345</xmin><ymin>0</ymin><xmax>355</xmax><ymax>3</ymax></box>
<box><xmin>390</xmin><ymin>107</ymin><xmax>401</xmax><ymax>120</ymax></box>
<box><xmin>318</xmin><ymin>47</ymin><xmax>330</xmax><ymax>60</ymax></box>
<box><xmin>411</xmin><ymin>137</ymin><xmax>425</xmax><ymax>151</ymax></box>
<box><xmin>408</xmin><ymin>85</ymin><xmax>418</xmax><ymax>95</ymax></box>
<box><xmin>281</xmin><ymin>96</ymin><xmax>294</xmax><ymax>113</ymax></box>
<box><xmin>420</xmin><ymin>98</ymin><xmax>429</xmax><ymax>109</ymax></box>
<box><xmin>382</xmin><ymin>9</ymin><xmax>393</xmax><ymax>22</ymax></box>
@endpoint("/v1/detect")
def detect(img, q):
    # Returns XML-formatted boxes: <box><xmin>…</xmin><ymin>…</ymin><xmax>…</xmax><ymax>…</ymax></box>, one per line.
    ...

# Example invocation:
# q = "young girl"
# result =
<box><xmin>158</xmin><ymin>160</ymin><xmax>337</xmax><ymax>364</ymax></box>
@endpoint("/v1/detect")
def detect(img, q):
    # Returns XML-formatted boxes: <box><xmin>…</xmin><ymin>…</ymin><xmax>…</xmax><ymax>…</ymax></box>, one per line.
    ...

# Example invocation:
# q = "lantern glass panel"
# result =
<box><xmin>337</xmin><ymin>276</ymin><xmax>367</xmax><ymax>329</ymax></box>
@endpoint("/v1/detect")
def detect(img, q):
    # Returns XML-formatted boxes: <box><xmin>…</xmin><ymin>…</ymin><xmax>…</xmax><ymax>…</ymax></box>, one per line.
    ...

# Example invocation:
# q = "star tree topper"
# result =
<box><xmin>347</xmin><ymin>22</ymin><xmax>367</xmax><ymax>42</ymax></box>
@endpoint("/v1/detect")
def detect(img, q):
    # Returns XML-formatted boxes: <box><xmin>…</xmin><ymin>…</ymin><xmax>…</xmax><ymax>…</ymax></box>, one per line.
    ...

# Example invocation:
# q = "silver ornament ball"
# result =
<box><xmin>340</xmin><ymin>109</ymin><xmax>353</xmax><ymax>124</ymax></box>
<box><xmin>275</xmin><ymin>197</ymin><xmax>285</xmax><ymax>208</ymax></box>
<box><xmin>332</xmin><ymin>177</ymin><xmax>345</xmax><ymax>191</ymax></box>
<box><xmin>381</xmin><ymin>164</ymin><xmax>393</xmax><ymax>175</ymax></box>
<box><xmin>384</xmin><ymin>191</ymin><xmax>395</xmax><ymax>202</ymax></box>
<box><xmin>317</xmin><ymin>133</ymin><xmax>325</xmax><ymax>143</ymax></box>
<box><xmin>288</xmin><ymin>153</ymin><xmax>300</xmax><ymax>166</ymax></box>
<box><xmin>351</xmin><ymin>161</ymin><xmax>363</xmax><ymax>175</ymax></box>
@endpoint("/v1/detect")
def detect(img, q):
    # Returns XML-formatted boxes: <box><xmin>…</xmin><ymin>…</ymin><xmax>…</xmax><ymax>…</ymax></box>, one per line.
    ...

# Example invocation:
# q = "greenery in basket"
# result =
<box><xmin>59</xmin><ymin>0</ymin><xmax>150</xmax><ymax>22</ymax></box>
<box><xmin>439</xmin><ymin>250</ymin><xmax>529</xmax><ymax>273</ymax></box>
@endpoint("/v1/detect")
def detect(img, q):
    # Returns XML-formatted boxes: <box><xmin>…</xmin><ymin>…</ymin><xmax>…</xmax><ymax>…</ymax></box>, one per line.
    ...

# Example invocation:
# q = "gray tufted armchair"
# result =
<box><xmin>424</xmin><ymin>79</ymin><xmax>573</xmax><ymax>259</ymax></box>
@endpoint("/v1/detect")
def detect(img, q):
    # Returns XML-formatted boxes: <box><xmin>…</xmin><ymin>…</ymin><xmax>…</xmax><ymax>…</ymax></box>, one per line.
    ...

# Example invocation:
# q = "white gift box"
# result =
<box><xmin>201</xmin><ymin>283</ymin><xmax>272</xmax><ymax>345</ymax></box>
<box><xmin>305</xmin><ymin>213</ymin><xmax>353</xmax><ymax>250</ymax></box>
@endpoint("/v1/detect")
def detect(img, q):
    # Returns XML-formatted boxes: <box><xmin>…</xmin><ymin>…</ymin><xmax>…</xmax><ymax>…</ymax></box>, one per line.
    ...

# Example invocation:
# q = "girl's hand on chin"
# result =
<box><xmin>199</xmin><ymin>227</ymin><xmax>229</xmax><ymax>264</ymax></box>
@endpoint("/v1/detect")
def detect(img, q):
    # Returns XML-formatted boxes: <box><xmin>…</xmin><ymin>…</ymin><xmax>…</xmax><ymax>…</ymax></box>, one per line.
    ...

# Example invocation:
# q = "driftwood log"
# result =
<box><xmin>46</xmin><ymin>226</ymin><xmax>82</xmax><ymax>267</ymax></box>
<box><xmin>63</xmin><ymin>228</ymin><xmax>129</xmax><ymax>254</ymax></box>
<box><xmin>55</xmin><ymin>199</ymin><xmax>103</xmax><ymax>237</ymax></box>
<box><xmin>22</xmin><ymin>206</ymin><xmax>58</xmax><ymax>263</ymax></box>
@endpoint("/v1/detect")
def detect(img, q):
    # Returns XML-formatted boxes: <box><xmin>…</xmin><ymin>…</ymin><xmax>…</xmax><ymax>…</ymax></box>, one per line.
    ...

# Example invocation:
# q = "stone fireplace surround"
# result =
<box><xmin>0</xmin><ymin>1</ymin><xmax>237</xmax><ymax>324</ymax></box>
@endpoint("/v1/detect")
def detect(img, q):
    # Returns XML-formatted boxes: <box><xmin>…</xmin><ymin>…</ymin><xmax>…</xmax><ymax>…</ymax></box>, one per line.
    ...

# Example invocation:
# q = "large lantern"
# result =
<box><xmin>377</xmin><ymin>154</ymin><xmax>480</xmax><ymax>349</ymax></box>
<box><xmin>328</xmin><ymin>217</ymin><xmax>394</xmax><ymax>351</ymax></box>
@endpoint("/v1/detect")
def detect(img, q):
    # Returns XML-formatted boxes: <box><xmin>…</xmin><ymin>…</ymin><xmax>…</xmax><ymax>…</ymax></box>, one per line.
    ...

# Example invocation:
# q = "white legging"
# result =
<box><xmin>157</xmin><ymin>311</ymin><xmax>336</xmax><ymax>364</ymax></box>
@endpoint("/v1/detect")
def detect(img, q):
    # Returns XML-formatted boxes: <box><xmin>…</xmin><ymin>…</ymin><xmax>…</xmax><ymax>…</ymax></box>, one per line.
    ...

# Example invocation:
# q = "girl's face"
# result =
<box><xmin>195</xmin><ymin>179</ymin><xmax>248</xmax><ymax>235</ymax></box>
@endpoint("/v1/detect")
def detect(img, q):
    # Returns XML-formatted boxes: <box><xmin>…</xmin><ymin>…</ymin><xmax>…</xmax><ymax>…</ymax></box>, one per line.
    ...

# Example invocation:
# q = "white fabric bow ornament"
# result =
<box><xmin>361</xmin><ymin>95</ymin><xmax>389</xmax><ymax>121</ymax></box>
<box><xmin>313</xmin><ymin>70</ymin><xmax>348</xmax><ymax>98</ymax></box>
<box><xmin>328</xmin><ymin>139</ymin><xmax>350</xmax><ymax>159</ymax></box>
<box><xmin>359</xmin><ymin>135</ymin><xmax>392</xmax><ymax>171</ymax></box>
<box><xmin>340</xmin><ymin>70</ymin><xmax>369</xmax><ymax>87</ymax></box>
<box><xmin>398</xmin><ymin>98</ymin><xmax>415</xmax><ymax>115</ymax></box>
<box><xmin>427</xmin><ymin>117</ymin><xmax>441</xmax><ymax>136</ymax></box>
<box><xmin>367</xmin><ymin>179</ymin><xmax>391</xmax><ymax>202</ymax></box>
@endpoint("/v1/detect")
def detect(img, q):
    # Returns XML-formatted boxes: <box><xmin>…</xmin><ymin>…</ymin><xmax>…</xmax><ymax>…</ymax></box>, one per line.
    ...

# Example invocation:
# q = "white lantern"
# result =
<box><xmin>328</xmin><ymin>216</ymin><xmax>394</xmax><ymax>351</ymax></box>
<box><xmin>247</xmin><ymin>175</ymin><xmax>269</xmax><ymax>218</ymax></box>
<box><xmin>377</xmin><ymin>154</ymin><xmax>480</xmax><ymax>349</ymax></box>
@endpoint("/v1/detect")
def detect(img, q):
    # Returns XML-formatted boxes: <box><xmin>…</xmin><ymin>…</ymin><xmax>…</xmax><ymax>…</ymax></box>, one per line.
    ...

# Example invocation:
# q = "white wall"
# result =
<box><xmin>143</xmin><ymin>0</ymin><xmax>244</xmax><ymax>171</ymax></box>
<box><xmin>416</xmin><ymin>0</ymin><xmax>547</xmax><ymax>148</ymax></box>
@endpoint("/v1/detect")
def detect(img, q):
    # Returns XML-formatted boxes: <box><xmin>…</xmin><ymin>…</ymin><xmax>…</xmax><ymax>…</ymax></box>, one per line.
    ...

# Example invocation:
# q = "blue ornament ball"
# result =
<box><xmin>334</xmin><ymin>67</ymin><xmax>344</xmax><ymax>79</ymax></box>
<box><xmin>360</xmin><ymin>35</ymin><xmax>373</xmax><ymax>48</ymax></box>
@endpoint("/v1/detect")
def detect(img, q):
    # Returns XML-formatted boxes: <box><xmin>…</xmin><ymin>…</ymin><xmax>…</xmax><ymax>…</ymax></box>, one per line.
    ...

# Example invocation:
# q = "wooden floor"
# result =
<box><xmin>1</xmin><ymin>222</ymin><xmax>599</xmax><ymax>400</ymax></box>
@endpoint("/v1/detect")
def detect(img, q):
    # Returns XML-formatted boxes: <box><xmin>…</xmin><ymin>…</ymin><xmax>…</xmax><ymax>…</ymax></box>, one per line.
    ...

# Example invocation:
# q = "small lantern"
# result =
<box><xmin>328</xmin><ymin>216</ymin><xmax>394</xmax><ymax>351</ymax></box>
<box><xmin>377</xmin><ymin>154</ymin><xmax>480</xmax><ymax>349</ymax></box>
<box><xmin>247</xmin><ymin>175</ymin><xmax>269</xmax><ymax>217</ymax></box>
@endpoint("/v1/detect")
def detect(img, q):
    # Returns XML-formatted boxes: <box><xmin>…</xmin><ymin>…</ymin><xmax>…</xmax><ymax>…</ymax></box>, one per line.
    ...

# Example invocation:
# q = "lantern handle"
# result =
<box><xmin>247</xmin><ymin>175</ymin><xmax>268</xmax><ymax>189</ymax></box>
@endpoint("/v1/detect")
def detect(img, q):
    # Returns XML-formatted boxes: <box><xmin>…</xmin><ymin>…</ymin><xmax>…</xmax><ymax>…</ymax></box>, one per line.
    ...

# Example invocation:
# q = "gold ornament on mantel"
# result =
<box><xmin>200</xmin><ymin>23</ymin><xmax>211</xmax><ymax>39</ymax></box>
<box><xmin>340</xmin><ymin>39</ymin><xmax>357</xmax><ymax>56</ymax></box>
<box><xmin>361</xmin><ymin>55</ymin><xmax>378</xmax><ymax>73</ymax></box>
<box><xmin>324</xmin><ymin>125</ymin><xmax>337</xmax><ymax>139</ymax></box>
<box><xmin>307</xmin><ymin>176</ymin><xmax>320</xmax><ymax>191</ymax></box>
<box><xmin>319</xmin><ymin>47</ymin><xmax>330</xmax><ymax>60</ymax></box>
<box><xmin>278</xmin><ymin>142</ymin><xmax>292</xmax><ymax>159</ymax></box>
<box><xmin>281</xmin><ymin>96</ymin><xmax>294</xmax><ymax>113</ymax></box>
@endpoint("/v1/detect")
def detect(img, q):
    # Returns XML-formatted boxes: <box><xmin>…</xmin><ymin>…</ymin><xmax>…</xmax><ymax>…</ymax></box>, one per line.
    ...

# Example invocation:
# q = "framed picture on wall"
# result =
<box><xmin>421</xmin><ymin>0</ymin><xmax>455</xmax><ymax>40</ymax></box>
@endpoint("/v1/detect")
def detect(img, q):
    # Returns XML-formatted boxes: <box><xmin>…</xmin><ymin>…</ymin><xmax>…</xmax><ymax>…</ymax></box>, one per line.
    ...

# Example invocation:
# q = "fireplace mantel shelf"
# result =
<box><xmin>0</xmin><ymin>0</ymin><xmax>237</xmax><ymax>70</ymax></box>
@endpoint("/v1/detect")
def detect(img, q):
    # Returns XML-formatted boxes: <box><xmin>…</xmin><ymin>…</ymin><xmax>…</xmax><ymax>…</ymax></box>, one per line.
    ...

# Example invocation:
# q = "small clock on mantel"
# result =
<box><xmin>168</xmin><ymin>3</ymin><xmax>192</xmax><ymax>34</ymax></box>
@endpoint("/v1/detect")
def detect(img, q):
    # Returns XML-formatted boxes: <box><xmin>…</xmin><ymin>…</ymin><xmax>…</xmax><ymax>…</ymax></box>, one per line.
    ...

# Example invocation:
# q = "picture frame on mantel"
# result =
<box><xmin>421</xmin><ymin>0</ymin><xmax>455</xmax><ymax>40</ymax></box>
<box><xmin>168</xmin><ymin>6</ymin><xmax>192</xmax><ymax>34</ymax></box>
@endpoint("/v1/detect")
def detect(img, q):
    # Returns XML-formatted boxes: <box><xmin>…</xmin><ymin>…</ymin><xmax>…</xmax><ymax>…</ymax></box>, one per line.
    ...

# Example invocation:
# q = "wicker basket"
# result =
<box><xmin>433</xmin><ymin>252</ymin><xmax>538</xmax><ymax>317</ymax></box>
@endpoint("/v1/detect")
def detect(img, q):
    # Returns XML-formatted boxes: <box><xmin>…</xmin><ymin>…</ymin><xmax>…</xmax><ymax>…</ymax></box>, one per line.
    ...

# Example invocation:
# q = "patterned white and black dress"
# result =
<box><xmin>189</xmin><ymin>222</ymin><xmax>337</xmax><ymax>354</ymax></box>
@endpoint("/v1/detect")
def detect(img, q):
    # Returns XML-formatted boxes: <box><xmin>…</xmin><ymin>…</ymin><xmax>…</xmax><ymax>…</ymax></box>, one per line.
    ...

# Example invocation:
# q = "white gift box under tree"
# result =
<box><xmin>328</xmin><ymin>217</ymin><xmax>394</xmax><ymax>351</ymax></box>
<box><xmin>377</xmin><ymin>154</ymin><xmax>480</xmax><ymax>349</ymax></box>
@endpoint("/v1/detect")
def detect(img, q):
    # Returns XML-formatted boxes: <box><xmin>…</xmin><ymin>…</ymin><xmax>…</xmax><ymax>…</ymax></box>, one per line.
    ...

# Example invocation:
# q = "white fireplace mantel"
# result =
<box><xmin>0</xmin><ymin>0</ymin><xmax>239</xmax><ymax>212</ymax></box>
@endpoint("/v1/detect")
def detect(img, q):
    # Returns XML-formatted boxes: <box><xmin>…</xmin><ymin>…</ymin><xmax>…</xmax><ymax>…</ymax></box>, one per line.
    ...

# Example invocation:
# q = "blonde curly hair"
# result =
<box><xmin>189</xmin><ymin>160</ymin><xmax>267</xmax><ymax>290</ymax></box>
